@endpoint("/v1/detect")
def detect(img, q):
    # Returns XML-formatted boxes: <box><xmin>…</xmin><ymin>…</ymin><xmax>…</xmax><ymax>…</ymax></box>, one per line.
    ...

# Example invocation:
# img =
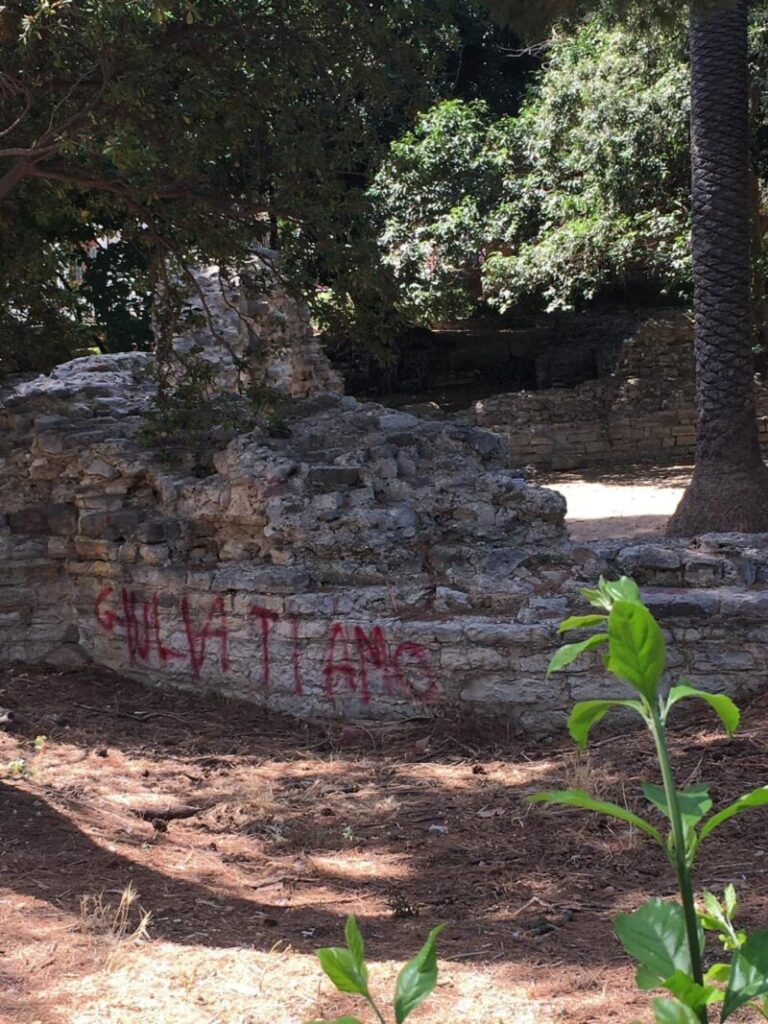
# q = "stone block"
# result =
<box><xmin>136</xmin><ymin>518</ymin><xmax>182</xmax><ymax>544</ymax></box>
<box><xmin>721</xmin><ymin>590</ymin><xmax>768</xmax><ymax>620</ymax></box>
<box><xmin>307</xmin><ymin>466</ymin><xmax>362</xmax><ymax>490</ymax></box>
<box><xmin>7</xmin><ymin>506</ymin><xmax>49</xmax><ymax>536</ymax></box>
<box><xmin>617</xmin><ymin>544</ymin><xmax>682</xmax><ymax>572</ymax></box>
<box><xmin>79</xmin><ymin>508</ymin><xmax>141</xmax><ymax>540</ymax></box>
<box><xmin>48</xmin><ymin>503</ymin><xmax>78</xmax><ymax>537</ymax></box>
<box><xmin>644</xmin><ymin>589</ymin><xmax>720</xmax><ymax>619</ymax></box>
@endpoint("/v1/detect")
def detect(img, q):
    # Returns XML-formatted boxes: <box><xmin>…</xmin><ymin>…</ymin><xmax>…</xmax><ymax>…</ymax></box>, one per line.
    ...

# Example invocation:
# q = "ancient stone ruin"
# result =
<box><xmin>469</xmin><ymin>314</ymin><xmax>768</xmax><ymax>470</ymax></box>
<box><xmin>3</xmin><ymin>278</ymin><xmax>768</xmax><ymax>734</ymax></box>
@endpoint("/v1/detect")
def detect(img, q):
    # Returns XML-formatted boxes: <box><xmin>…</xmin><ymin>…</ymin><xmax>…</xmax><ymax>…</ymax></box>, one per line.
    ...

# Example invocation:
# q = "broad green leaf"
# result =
<box><xmin>637</xmin><ymin>964</ymin><xmax>664</xmax><ymax>990</ymax></box>
<box><xmin>723</xmin><ymin>930</ymin><xmax>768</xmax><ymax>1020</ymax></box>
<box><xmin>698</xmin><ymin>915</ymin><xmax>722</xmax><ymax>931</ymax></box>
<box><xmin>700</xmin><ymin>892</ymin><xmax>727</xmax><ymax>933</ymax></box>
<box><xmin>580</xmin><ymin>585</ymin><xmax>611</xmax><ymax>610</ymax></box>
<box><xmin>606</xmin><ymin>599</ymin><xmax>666</xmax><ymax>700</ymax></box>
<box><xmin>602</xmin><ymin>576</ymin><xmax>643</xmax><ymax>605</ymax></box>
<box><xmin>344</xmin><ymin>915</ymin><xmax>366</xmax><ymax>977</ymax></box>
<box><xmin>316</xmin><ymin>946</ymin><xmax>370</xmax><ymax>997</ymax></box>
<box><xmin>306</xmin><ymin>1018</ymin><xmax>365</xmax><ymax>1024</ymax></box>
<box><xmin>666</xmin><ymin>684</ymin><xmax>740</xmax><ymax>736</ymax></box>
<box><xmin>528</xmin><ymin>789</ymin><xmax>664</xmax><ymax>844</ymax></box>
<box><xmin>651</xmin><ymin>997</ymin><xmax>703</xmax><ymax>1024</ymax></box>
<box><xmin>663</xmin><ymin>970</ymin><xmax>716</xmax><ymax>1010</ymax></box>
<box><xmin>615</xmin><ymin>899</ymin><xmax>701</xmax><ymax>982</ymax></box>
<box><xmin>641</xmin><ymin>782</ymin><xmax>712</xmax><ymax>833</ymax></box>
<box><xmin>724</xmin><ymin>885</ymin><xmax>738</xmax><ymax>918</ymax></box>
<box><xmin>394</xmin><ymin>924</ymin><xmax>445</xmax><ymax>1024</ymax></box>
<box><xmin>699</xmin><ymin>787</ymin><xmax>768</xmax><ymax>842</ymax></box>
<box><xmin>704</xmin><ymin>963</ymin><xmax>731</xmax><ymax>985</ymax></box>
<box><xmin>547</xmin><ymin>634</ymin><xmax>608</xmax><ymax>676</ymax></box>
<box><xmin>558</xmin><ymin>614</ymin><xmax>608</xmax><ymax>633</ymax></box>
<box><xmin>580</xmin><ymin>576</ymin><xmax>642</xmax><ymax>611</ymax></box>
<box><xmin>568</xmin><ymin>699</ymin><xmax>645</xmax><ymax>749</ymax></box>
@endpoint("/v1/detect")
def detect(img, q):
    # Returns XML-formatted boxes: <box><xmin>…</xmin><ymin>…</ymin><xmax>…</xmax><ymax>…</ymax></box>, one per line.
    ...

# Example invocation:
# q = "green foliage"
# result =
<box><xmin>485</xmin><ymin>20</ymin><xmax>691</xmax><ymax>311</ymax></box>
<box><xmin>615</xmin><ymin>899</ymin><xmax>702</xmax><ymax>990</ymax></box>
<box><xmin>535</xmin><ymin>577</ymin><xmax>768</xmax><ymax>1024</ymax></box>
<box><xmin>373</xmin><ymin>99</ymin><xmax>511</xmax><ymax>324</ymax></box>
<box><xmin>666</xmin><ymin>684</ymin><xmax>740</xmax><ymax>736</ymax></box>
<box><xmin>605</xmin><ymin>599</ymin><xmax>666</xmax><ymax>700</ymax></box>
<box><xmin>393</xmin><ymin>925</ymin><xmax>444</xmax><ymax>1024</ymax></box>
<box><xmin>374</xmin><ymin>19</ymin><xmax>692</xmax><ymax>323</ymax></box>
<box><xmin>138</xmin><ymin>349</ymin><xmax>277</xmax><ymax>470</ymax></box>
<box><xmin>528</xmin><ymin>787</ymin><xmax>664</xmax><ymax>842</ymax></box>
<box><xmin>310</xmin><ymin>915</ymin><xmax>444</xmax><ymax>1024</ymax></box>
<box><xmin>0</xmin><ymin>0</ymin><xmax>475</xmax><ymax>366</ymax></box>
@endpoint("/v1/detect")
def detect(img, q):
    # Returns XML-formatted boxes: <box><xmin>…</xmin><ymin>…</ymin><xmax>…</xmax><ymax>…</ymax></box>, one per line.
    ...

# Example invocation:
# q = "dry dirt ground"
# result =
<box><xmin>2</xmin><ymin>665</ymin><xmax>768</xmax><ymax>1024</ymax></box>
<box><xmin>539</xmin><ymin>465</ymin><xmax>691</xmax><ymax>541</ymax></box>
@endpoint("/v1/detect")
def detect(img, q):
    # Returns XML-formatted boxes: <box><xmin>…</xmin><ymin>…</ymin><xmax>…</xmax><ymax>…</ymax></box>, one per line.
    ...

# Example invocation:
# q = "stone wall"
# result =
<box><xmin>3</xmin><ymin>350</ymin><xmax>768</xmax><ymax>734</ymax></box>
<box><xmin>172</xmin><ymin>259</ymin><xmax>343</xmax><ymax>398</ymax></box>
<box><xmin>470</xmin><ymin>315</ymin><xmax>768</xmax><ymax>470</ymax></box>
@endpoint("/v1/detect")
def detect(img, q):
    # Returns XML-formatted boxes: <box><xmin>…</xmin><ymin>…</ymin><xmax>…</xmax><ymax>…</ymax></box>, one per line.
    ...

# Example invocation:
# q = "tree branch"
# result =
<box><xmin>24</xmin><ymin>162</ymin><xmax>277</xmax><ymax>216</ymax></box>
<box><xmin>0</xmin><ymin>158</ymin><xmax>29</xmax><ymax>200</ymax></box>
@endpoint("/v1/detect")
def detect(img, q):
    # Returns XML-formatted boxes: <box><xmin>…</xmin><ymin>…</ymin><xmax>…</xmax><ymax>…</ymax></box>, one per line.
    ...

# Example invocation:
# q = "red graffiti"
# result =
<box><xmin>323</xmin><ymin>621</ymin><xmax>358</xmax><ymax>698</ymax></box>
<box><xmin>121</xmin><ymin>588</ymin><xmax>151</xmax><ymax>662</ymax></box>
<box><xmin>392</xmin><ymin>641</ymin><xmax>439</xmax><ymax>702</ymax></box>
<box><xmin>251</xmin><ymin>605</ymin><xmax>279</xmax><ymax>690</ymax></box>
<box><xmin>353</xmin><ymin>625</ymin><xmax>389</xmax><ymax>702</ymax></box>
<box><xmin>151</xmin><ymin>594</ymin><xmax>186</xmax><ymax>666</ymax></box>
<box><xmin>95</xmin><ymin>586</ymin><xmax>121</xmax><ymax>632</ymax></box>
<box><xmin>322</xmin><ymin>622</ymin><xmax>436</xmax><ymax>704</ymax></box>
<box><xmin>94</xmin><ymin>587</ymin><xmax>228</xmax><ymax>676</ymax></box>
<box><xmin>94</xmin><ymin>587</ymin><xmax>439</xmax><ymax>704</ymax></box>
<box><xmin>181</xmin><ymin>594</ymin><xmax>230</xmax><ymax>677</ymax></box>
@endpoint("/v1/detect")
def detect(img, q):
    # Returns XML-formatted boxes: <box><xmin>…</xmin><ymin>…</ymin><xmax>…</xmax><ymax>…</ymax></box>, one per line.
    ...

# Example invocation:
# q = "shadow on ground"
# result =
<box><xmin>2</xmin><ymin>662</ymin><xmax>767</xmax><ymax>1017</ymax></box>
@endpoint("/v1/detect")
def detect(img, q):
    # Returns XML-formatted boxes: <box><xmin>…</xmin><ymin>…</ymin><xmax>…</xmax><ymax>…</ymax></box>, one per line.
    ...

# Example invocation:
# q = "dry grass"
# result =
<box><xmin>79</xmin><ymin>884</ymin><xmax>152</xmax><ymax>970</ymax></box>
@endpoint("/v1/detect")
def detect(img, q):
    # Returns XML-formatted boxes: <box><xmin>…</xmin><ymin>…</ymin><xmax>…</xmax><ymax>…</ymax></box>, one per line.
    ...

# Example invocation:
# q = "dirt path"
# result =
<box><xmin>538</xmin><ymin>465</ymin><xmax>691</xmax><ymax>541</ymax></box>
<box><xmin>2</xmin><ymin>666</ymin><xmax>767</xmax><ymax>1024</ymax></box>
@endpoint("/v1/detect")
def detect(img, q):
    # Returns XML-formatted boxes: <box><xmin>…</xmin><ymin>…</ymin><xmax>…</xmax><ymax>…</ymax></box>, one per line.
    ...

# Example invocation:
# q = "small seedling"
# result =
<box><xmin>308</xmin><ymin>914</ymin><xmax>444</xmax><ymax>1024</ymax></box>
<box><xmin>5</xmin><ymin>757</ymin><xmax>30</xmax><ymax>778</ymax></box>
<box><xmin>535</xmin><ymin>576</ymin><xmax>768</xmax><ymax>1024</ymax></box>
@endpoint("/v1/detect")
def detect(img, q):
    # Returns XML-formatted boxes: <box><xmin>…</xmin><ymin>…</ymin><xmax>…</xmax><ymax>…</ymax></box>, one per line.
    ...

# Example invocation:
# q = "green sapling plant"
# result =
<box><xmin>534</xmin><ymin>576</ymin><xmax>768</xmax><ymax>1024</ymax></box>
<box><xmin>307</xmin><ymin>914</ymin><xmax>444</xmax><ymax>1024</ymax></box>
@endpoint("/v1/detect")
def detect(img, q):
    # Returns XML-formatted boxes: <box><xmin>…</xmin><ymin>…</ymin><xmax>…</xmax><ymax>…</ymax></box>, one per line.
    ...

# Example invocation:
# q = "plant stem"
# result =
<box><xmin>366</xmin><ymin>995</ymin><xmax>387</xmax><ymax>1024</ymax></box>
<box><xmin>649</xmin><ymin>706</ymin><xmax>707</xmax><ymax>1024</ymax></box>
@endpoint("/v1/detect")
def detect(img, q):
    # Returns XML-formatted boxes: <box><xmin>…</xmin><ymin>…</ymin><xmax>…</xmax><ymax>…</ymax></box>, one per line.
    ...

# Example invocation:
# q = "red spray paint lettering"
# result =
<box><xmin>181</xmin><ymin>594</ymin><xmax>230</xmax><ymax>676</ymax></box>
<box><xmin>94</xmin><ymin>587</ymin><xmax>439</xmax><ymax>703</ymax></box>
<box><xmin>95</xmin><ymin>586</ymin><xmax>228</xmax><ymax>676</ymax></box>
<box><xmin>251</xmin><ymin>605</ymin><xmax>279</xmax><ymax>690</ymax></box>
<box><xmin>323</xmin><ymin>621</ymin><xmax>359</xmax><ymax>699</ymax></box>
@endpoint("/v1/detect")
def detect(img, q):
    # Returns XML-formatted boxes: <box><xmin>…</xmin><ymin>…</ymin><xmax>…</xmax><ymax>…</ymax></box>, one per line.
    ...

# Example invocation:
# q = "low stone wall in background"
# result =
<box><xmin>469</xmin><ymin>315</ymin><xmax>768</xmax><ymax>470</ymax></box>
<box><xmin>3</xmin><ymin>348</ymin><xmax>768</xmax><ymax>735</ymax></box>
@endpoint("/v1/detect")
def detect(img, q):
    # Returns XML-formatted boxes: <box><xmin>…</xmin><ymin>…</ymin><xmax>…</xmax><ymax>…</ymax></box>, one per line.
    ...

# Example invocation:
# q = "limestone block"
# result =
<box><xmin>617</xmin><ymin>544</ymin><xmax>683</xmax><ymax>573</ymax></box>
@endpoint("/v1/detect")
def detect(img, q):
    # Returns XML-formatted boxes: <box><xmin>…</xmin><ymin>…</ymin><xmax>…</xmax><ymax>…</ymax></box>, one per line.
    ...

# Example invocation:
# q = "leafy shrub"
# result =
<box><xmin>374</xmin><ymin>20</ymin><xmax>692</xmax><ymax>323</ymax></box>
<box><xmin>537</xmin><ymin>576</ymin><xmax>768</xmax><ymax>1024</ymax></box>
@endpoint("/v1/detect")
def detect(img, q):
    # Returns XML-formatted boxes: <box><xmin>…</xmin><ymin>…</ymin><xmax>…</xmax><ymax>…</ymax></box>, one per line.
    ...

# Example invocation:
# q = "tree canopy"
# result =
<box><xmin>0</xmin><ymin>0</ymin><xmax>475</xmax><ymax>372</ymax></box>
<box><xmin>374</xmin><ymin>19</ymin><xmax>692</xmax><ymax>325</ymax></box>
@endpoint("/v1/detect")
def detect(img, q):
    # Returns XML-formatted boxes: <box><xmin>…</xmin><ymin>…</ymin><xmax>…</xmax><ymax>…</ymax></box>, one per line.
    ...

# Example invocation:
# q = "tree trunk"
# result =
<box><xmin>668</xmin><ymin>0</ymin><xmax>768</xmax><ymax>536</ymax></box>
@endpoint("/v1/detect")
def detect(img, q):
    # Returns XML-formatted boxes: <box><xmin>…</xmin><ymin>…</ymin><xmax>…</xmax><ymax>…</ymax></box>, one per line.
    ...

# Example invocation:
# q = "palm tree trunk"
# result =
<box><xmin>668</xmin><ymin>0</ymin><xmax>768</xmax><ymax>536</ymax></box>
